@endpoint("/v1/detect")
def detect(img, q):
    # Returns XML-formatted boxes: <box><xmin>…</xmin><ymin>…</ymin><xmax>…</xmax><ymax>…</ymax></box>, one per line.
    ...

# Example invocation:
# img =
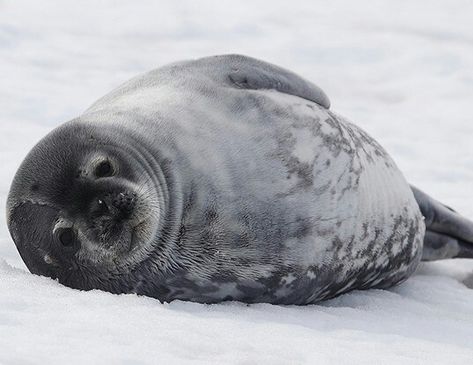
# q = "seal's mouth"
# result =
<box><xmin>78</xmin><ymin>184</ymin><xmax>158</xmax><ymax>257</ymax></box>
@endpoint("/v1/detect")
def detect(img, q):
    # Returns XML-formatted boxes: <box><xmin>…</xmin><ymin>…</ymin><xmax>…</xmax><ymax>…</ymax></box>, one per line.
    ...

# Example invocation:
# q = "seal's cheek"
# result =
<box><xmin>8</xmin><ymin>202</ymin><xmax>61</xmax><ymax>278</ymax></box>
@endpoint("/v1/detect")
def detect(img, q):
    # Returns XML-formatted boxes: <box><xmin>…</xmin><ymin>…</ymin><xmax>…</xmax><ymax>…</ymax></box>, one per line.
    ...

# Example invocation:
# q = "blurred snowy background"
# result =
<box><xmin>0</xmin><ymin>0</ymin><xmax>472</xmax><ymax>363</ymax></box>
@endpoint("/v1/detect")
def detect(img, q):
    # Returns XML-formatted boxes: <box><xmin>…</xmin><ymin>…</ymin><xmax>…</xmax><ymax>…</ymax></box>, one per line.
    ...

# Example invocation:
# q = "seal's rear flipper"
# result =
<box><xmin>422</xmin><ymin>231</ymin><xmax>473</xmax><ymax>261</ymax></box>
<box><xmin>410</xmin><ymin>185</ymin><xmax>473</xmax><ymax>261</ymax></box>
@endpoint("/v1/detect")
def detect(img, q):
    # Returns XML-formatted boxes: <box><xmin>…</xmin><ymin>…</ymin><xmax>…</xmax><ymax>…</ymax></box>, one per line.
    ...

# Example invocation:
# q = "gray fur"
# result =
<box><xmin>412</xmin><ymin>185</ymin><xmax>473</xmax><ymax>261</ymax></box>
<box><xmin>8</xmin><ymin>54</ymin><xmax>427</xmax><ymax>304</ymax></box>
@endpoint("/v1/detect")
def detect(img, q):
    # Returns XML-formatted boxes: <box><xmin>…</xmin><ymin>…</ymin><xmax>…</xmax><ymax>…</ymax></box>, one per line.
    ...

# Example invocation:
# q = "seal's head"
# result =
<box><xmin>6</xmin><ymin>120</ymin><xmax>162</xmax><ymax>293</ymax></box>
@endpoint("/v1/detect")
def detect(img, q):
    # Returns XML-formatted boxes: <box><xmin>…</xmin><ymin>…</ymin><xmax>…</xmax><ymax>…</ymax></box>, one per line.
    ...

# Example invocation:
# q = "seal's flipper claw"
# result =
<box><xmin>410</xmin><ymin>185</ymin><xmax>473</xmax><ymax>261</ymax></box>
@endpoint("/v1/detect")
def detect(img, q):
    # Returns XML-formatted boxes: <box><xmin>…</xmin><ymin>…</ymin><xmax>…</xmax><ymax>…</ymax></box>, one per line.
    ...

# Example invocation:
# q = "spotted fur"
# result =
<box><xmin>7</xmin><ymin>55</ymin><xmax>424</xmax><ymax>304</ymax></box>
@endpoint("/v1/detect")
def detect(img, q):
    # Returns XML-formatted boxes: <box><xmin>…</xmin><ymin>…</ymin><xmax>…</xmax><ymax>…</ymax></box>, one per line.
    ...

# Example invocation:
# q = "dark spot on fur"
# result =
<box><xmin>204</xmin><ymin>208</ymin><xmax>219</xmax><ymax>224</ymax></box>
<box><xmin>294</xmin><ymin>218</ymin><xmax>313</xmax><ymax>239</ymax></box>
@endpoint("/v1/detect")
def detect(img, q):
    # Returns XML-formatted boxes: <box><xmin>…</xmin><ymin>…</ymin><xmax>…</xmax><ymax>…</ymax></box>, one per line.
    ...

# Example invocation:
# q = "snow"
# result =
<box><xmin>0</xmin><ymin>0</ymin><xmax>472</xmax><ymax>363</ymax></box>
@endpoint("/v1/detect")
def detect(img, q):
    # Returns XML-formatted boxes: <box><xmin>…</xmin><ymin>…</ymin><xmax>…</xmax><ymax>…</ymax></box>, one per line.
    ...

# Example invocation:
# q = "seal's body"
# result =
<box><xmin>7</xmin><ymin>55</ymin><xmax>472</xmax><ymax>304</ymax></box>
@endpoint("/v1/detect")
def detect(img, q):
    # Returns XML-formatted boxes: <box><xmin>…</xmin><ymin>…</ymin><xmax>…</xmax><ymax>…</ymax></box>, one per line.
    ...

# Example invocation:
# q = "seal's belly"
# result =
<box><xmin>157</xmin><ymin>94</ymin><xmax>425</xmax><ymax>304</ymax></box>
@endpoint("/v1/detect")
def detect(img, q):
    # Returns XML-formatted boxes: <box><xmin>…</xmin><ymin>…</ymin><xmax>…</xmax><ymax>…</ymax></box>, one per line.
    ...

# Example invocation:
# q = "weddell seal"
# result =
<box><xmin>6</xmin><ymin>55</ymin><xmax>473</xmax><ymax>304</ymax></box>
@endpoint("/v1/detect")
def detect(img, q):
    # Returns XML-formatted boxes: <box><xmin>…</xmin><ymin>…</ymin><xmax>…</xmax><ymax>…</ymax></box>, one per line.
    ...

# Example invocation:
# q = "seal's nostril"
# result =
<box><xmin>56</xmin><ymin>227</ymin><xmax>75</xmax><ymax>247</ymax></box>
<box><xmin>113</xmin><ymin>191</ymin><xmax>136</xmax><ymax>214</ymax></box>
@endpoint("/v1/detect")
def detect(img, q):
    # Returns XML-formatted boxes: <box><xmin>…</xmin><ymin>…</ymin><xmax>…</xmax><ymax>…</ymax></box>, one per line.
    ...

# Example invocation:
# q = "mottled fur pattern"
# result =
<box><xmin>7</xmin><ymin>55</ymin><xmax>424</xmax><ymax>304</ymax></box>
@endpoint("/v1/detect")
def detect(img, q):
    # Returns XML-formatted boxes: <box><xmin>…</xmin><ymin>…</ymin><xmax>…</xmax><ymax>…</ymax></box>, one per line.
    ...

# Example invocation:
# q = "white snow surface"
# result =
<box><xmin>1</xmin><ymin>0</ymin><xmax>473</xmax><ymax>364</ymax></box>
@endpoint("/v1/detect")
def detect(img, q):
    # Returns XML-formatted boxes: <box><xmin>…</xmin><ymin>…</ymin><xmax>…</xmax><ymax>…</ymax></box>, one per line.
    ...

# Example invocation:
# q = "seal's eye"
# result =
<box><xmin>55</xmin><ymin>227</ymin><xmax>76</xmax><ymax>247</ymax></box>
<box><xmin>95</xmin><ymin>160</ymin><xmax>114</xmax><ymax>178</ymax></box>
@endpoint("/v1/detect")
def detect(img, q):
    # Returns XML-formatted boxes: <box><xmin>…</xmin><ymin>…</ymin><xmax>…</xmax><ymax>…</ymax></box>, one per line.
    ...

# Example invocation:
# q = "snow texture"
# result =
<box><xmin>0</xmin><ymin>0</ymin><xmax>472</xmax><ymax>364</ymax></box>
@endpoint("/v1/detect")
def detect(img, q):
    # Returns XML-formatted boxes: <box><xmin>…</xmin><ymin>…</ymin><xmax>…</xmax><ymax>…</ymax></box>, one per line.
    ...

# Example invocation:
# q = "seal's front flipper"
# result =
<box><xmin>212</xmin><ymin>54</ymin><xmax>331</xmax><ymax>108</ymax></box>
<box><xmin>410</xmin><ymin>185</ymin><xmax>473</xmax><ymax>261</ymax></box>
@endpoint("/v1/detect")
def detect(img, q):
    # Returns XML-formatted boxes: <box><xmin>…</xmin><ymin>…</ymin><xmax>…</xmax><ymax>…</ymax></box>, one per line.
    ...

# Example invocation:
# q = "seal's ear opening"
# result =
<box><xmin>8</xmin><ymin>202</ymin><xmax>61</xmax><ymax>279</ymax></box>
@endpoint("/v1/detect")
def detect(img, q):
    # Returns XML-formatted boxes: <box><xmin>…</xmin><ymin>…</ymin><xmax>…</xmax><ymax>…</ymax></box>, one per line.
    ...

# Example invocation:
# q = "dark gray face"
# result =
<box><xmin>6</xmin><ymin>121</ymin><xmax>160</xmax><ymax>292</ymax></box>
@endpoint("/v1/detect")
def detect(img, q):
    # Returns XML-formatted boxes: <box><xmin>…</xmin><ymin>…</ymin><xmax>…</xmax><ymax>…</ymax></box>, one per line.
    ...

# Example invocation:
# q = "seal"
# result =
<box><xmin>7</xmin><ymin>55</ymin><xmax>473</xmax><ymax>304</ymax></box>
